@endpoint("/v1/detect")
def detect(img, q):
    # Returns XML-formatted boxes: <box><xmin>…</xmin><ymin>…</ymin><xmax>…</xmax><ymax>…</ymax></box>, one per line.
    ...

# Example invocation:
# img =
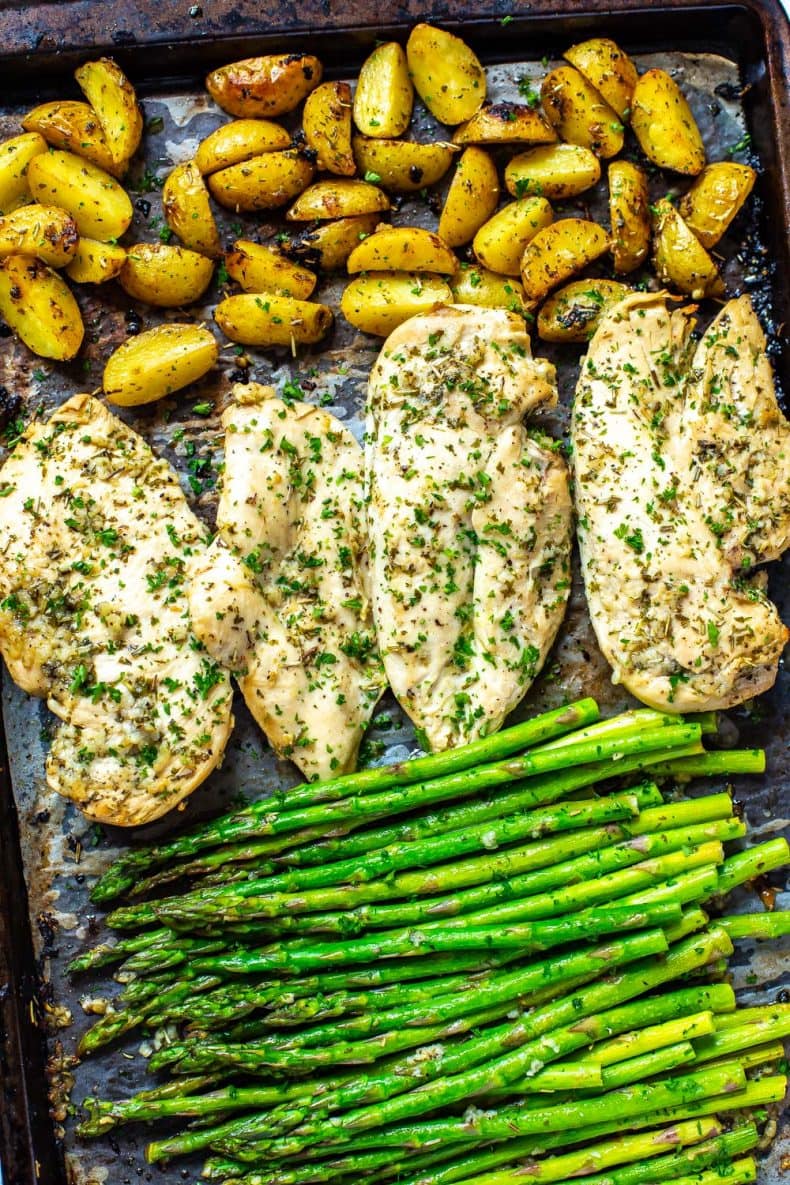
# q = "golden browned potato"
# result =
<box><xmin>564</xmin><ymin>39</ymin><xmax>638</xmax><ymax>120</ymax></box>
<box><xmin>195</xmin><ymin>119</ymin><xmax>291</xmax><ymax>175</ymax></box>
<box><xmin>0</xmin><ymin>254</ymin><xmax>83</xmax><ymax>359</ymax></box>
<box><xmin>631</xmin><ymin>69</ymin><xmax>705</xmax><ymax>175</ymax></box>
<box><xmin>340</xmin><ymin>271</ymin><xmax>452</xmax><ymax>336</ymax></box>
<box><xmin>608</xmin><ymin>160</ymin><xmax>650</xmax><ymax>274</ymax></box>
<box><xmin>103</xmin><ymin>324</ymin><xmax>219</xmax><ymax>406</ymax></box>
<box><xmin>353</xmin><ymin>42</ymin><xmax>413</xmax><ymax>138</ymax></box>
<box><xmin>537</xmin><ymin>279</ymin><xmax>630</xmax><ymax>342</ymax></box>
<box><xmin>347</xmin><ymin>226</ymin><xmax>457</xmax><ymax>274</ymax></box>
<box><xmin>453</xmin><ymin>102</ymin><xmax>557</xmax><ymax>147</ymax></box>
<box><xmin>353</xmin><ymin>136</ymin><xmax>456</xmax><ymax>192</ymax></box>
<box><xmin>120</xmin><ymin>243</ymin><xmax>214</xmax><ymax>307</ymax></box>
<box><xmin>0</xmin><ymin>205</ymin><xmax>78</xmax><ymax>268</ymax></box>
<box><xmin>65</xmin><ymin>237</ymin><xmax>127</xmax><ymax>284</ymax></box>
<box><xmin>225</xmin><ymin>239</ymin><xmax>317</xmax><ymax>298</ymax></box>
<box><xmin>520</xmin><ymin>218</ymin><xmax>609</xmax><ymax>302</ymax></box>
<box><xmin>0</xmin><ymin>133</ymin><xmax>47</xmax><ymax>215</ymax></box>
<box><xmin>652</xmin><ymin>198</ymin><xmax>723</xmax><ymax>298</ymax></box>
<box><xmin>26</xmin><ymin>150</ymin><xmax>133</xmax><ymax>241</ymax></box>
<box><xmin>215</xmin><ymin>292</ymin><xmax>333</xmax><ymax>347</ymax></box>
<box><xmin>406</xmin><ymin>24</ymin><xmax>486</xmax><ymax>125</ymax></box>
<box><xmin>281</xmin><ymin>213</ymin><xmax>382</xmax><ymax>271</ymax></box>
<box><xmin>303</xmin><ymin>81</ymin><xmax>355</xmax><ymax>176</ymax></box>
<box><xmin>450</xmin><ymin>265</ymin><xmax>532</xmax><ymax>316</ymax></box>
<box><xmin>207</xmin><ymin>150</ymin><xmax>314</xmax><ymax>212</ymax></box>
<box><xmin>438</xmin><ymin>147</ymin><xmax>499</xmax><ymax>248</ymax></box>
<box><xmin>206</xmin><ymin>55</ymin><xmax>322</xmax><ymax>118</ymax></box>
<box><xmin>541</xmin><ymin>65</ymin><xmax>624</xmax><ymax>158</ymax></box>
<box><xmin>677</xmin><ymin>162</ymin><xmax>757</xmax><ymax>248</ymax></box>
<box><xmin>74</xmin><ymin>58</ymin><xmax>143</xmax><ymax>169</ymax></box>
<box><xmin>505</xmin><ymin>143</ymin><xmax>601</xmax><ymax>200</ymax></box>
<box><xmin>286</xmin><ymin>179</ymin><xmax>390</xmax><ymax>221</ymax></box>
<box><xmin>163</xmin><ymin>161</ymin><xmax>222</xmax><ymax>257</ymax></box>
<box><xmin>473</xmin><ymin>197</ymin><xmax>554</xmax><ymax>276</ymax></box>
<box><xmin>22</xmin><ymin>101</ymin><xmax>121</xmax><ymax>177</ymax></box>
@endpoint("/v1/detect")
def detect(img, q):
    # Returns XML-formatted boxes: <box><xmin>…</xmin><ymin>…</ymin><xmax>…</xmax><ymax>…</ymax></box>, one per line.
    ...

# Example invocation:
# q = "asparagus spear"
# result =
<box><xmin>718</xmin><ymin>911</ymin><xmax>790</xmax><ymax>940</ymax></box>
<box><xmin>540</xmin><ymin>1127</ymin><xmax>757</xmax><ymax>1185</ymax></box>
<box><xmin>716</xmin><ymin>838</ymin><xmax>790</xmax><ymax>895</ymax></box>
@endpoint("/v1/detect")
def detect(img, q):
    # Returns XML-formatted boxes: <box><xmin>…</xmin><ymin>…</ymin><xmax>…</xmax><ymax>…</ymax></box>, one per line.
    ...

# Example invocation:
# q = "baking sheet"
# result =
<box><xmin>0</xmin><ymin>47</ymin><xmax>787</xmax><ymax>1185</ymax></box>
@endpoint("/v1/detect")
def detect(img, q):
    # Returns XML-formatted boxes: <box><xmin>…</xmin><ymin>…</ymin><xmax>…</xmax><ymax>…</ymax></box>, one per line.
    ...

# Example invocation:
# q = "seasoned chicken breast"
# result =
<box><xmin>189</xmin><ymin>384</ymin><xmax>385</xmax><ymax>781</ymax></box>
<box><xmin>366</xmin><ymin>305</ymin><xmax>572</xmax><ymax>751</ymax></box>
<box><xmin>0</xmin><ymin>394</ymin><xmax>233</xmax><ymax>825</ymax></box>
<box><xmin>572</xmin><ymin>292</ymin><xmax>789</xmax><ymax>712</ymax></box>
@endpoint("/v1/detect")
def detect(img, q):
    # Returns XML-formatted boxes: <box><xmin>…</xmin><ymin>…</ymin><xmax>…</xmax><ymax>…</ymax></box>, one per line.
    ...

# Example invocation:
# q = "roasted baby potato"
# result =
<box><xmin>74</xmin><ymin>58</ymin><xmax>143</xmax><ymax>169</ymax></box>
<box><xmin>473</xmin><ymin>197</ymin><xmax>554</xmax><ymax>276</ymax></box>
<box><xmin>225</xmin><ymin>239</ymin><xmax>317</xmax><ymax>298</ymax></box>
<box><xmin>206</xmin><ymin>55</ymin><xmax>322</xmax><ymax>118</ymax></box>
<box><xmin>27</xmin><ymin>150</ymin><xmax>133</xmax><ymax>241</ymax></box>
<box><xmin>353</xmin><ymin>137</ymin><xmax>456</xmax><ymax>192</ymax></box>
<box><xmin>564</xmin><ymin>39</ymin><xmax>638</xmax><ymax>120</ymax></box>
<box><xmin>103</xmin><ymin>323</ymin><xmax>219</xmax><ymax>406</ymax></box>
<box><xmin>678</xmin><ymin>162</ymin><xmax>757</xmax><ymax>248</ymax></box>
<box><xmin>541</xmin><ymin>66</ymin><xmax>624</xmax><ymax>158</ymax></box>
<box><xmin>163</xmin><ymin>161</ymin><xmax>222</xmax><ymax>257</ymax></box>
<box><xmin>0</xmin><ymin>205</ymin><xmax>78</xmax><ymax>268</ymax></box>
<box><xmin>341</xmin><ymin>271</ymin><xmax>452</xmax><ymax>336</ymax></box>
<box><xmin>0</xmin><ymin>133</ymin><xmax>47</xmax><ymax>215</ymax></box>
<box><xmin>120</xmin><ymin>243</ymin><xmax>214</xmax><ymax>307</ymax></box>
<box><xmin>347</xmin><ymin>226</ymin><xmax>457</xmax><ymax>274</ymax></box>
<box><xmin>537</xmin><ymin>279</ymin><xmax>630</xmax><ymax>342</ymax></box>
<box><xmin>406</xmin><ymin>24</ymin><xmax>486</xmax><ymax>125</ymax></box>
<box><xmin>282</xmin><ymin>213</ymin><xmax>382</xmax><ymax>271</ymax></box>
<box><xmin>303</xmin><ymin>81</ymin><xmax>355</xmax><ymax>176</ymax></box>
<box><xmin>451</xmin><ymin>265</ymin><xmax>532</xmax><ymax>316</ymax></box>
<box><xmin>207</xmin><ymin>150</ymin><xmax>315</xmax><ymax>212</ymax></box>
<box><xmin>438</xmin><ymin>147</ymin><xmax>499</xmax><ymax>248</ymax></box>
<box><xmin>505</xmin><ymin>143</ymin><xmax>601</xmax><ymax>200</ymax></box>
<box><xmin>65</xmin><ymin>237</ymin><xmax>127</xmax><ymax>284</ymax></box>
<box><xmin>0</xmin><ymin>254</ymin><xmax>83</xmax><ymax>360</ymax></box>
<box><xmin>286</xmin><ymin>179</ymin><xmax>390</xmax><ymax>221</ymax></box>
<box><xmin>215</xmin><ymin>293</ymin><xmax>333</xmax><ymax>347</ymax></box>
<box><xmin>631</xmin><ymin>69</ymin><xmax>705</xmax><ymax>175</ymax></box>
<box><xmin>22</xmin><ymin>101</ymin><xmax>121</xmax><ymax>177</ymax></box>
<box><xmin>608</xmin><ymin>160</ymin><xmax>650</xmax><ymax>274</ymax></box>
<box><xmin>652</xmin><ymin>198</ymin><xmax>723</xmax><ymax>299</ymax></box>
<box><xmin>453</xmin><ymin>102</ymin><xmax>557</xmax><ymax>147</ymax></box>
<box><xmin>353</xmin><ymin>42</ymin><xmax>413</xmax><ymax>138</ymax></box>
<box><xmin>520</xmin><ymin>218</ymin><xmax>609</xmax><ymax>302</ymax></box>
<box><xmin>195</xmin><ymin>119</ymin><xmax>291</xmax><ymax>175</ymax></box>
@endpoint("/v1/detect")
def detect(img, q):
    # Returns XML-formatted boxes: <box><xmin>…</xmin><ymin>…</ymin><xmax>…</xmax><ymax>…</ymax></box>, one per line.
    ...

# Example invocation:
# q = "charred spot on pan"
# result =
<box><xmin>0</xmin><ymin>387</ymin><xmax>21</xmax><ymax>430</ymax></box>
<box><xmin>124</xmin><ymin>309</ymin><xmax>143</xmax><ymax>335</ymax></box>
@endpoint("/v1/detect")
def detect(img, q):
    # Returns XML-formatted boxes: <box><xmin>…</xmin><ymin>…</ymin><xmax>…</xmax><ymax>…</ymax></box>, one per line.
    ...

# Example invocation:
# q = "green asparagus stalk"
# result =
<box><xmin>569</xmin><ymin>1009</ymin><xmax>717</xmax><ymax>1066</ymax></box>
<box><xmin>692</xmin><ymin>1009</ymin><xmax>790</xmax><ymax>1061</ymax></box>
<box><xmin>714</xmin><ymin>1003</ymin><xmax>790</xmax><ymax>1030</ymax></box>
<box><xmin>719</xmin><ymin>911</ymin><xmax>790</xmax><ymax>940</ymax></box>
<box><xmin>77</xmin><ymin>974</ymin><xmax>222</xmax><ymax>1056</ymax></box>
<box><xmin>646</xmin><ymin>752</ymin><xmax>765</xmax><ymax>779</ymax></box>
<box><xmin>715</xmin><ymin>838</ymin><xmax>790</xmax><ymax>895</ymax></box>
<box><xmin>538</xmin><ymin>1128</ymin><xmax>758</xmax><ymax>1185</ymax></box>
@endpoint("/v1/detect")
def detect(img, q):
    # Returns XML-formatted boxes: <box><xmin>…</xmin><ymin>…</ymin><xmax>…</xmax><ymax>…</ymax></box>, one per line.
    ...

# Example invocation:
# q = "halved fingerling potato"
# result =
<box><xmin>353</xmin><ymin>42</ymin><xmax>413</xmax><ymax>138</ymax></box>
<box><xmin>652</xmin><ymin>198</ymin><xmax>723</xmax><ymax>299</ymax></box>
<box><xmin>564</xmin><ymin>39</ymin><xmax>638</xmax><ymax>120</ymax></box>
<box><xmin>226</xmin><ymin>239</ymin><xmax>317</xmax><ymax>298</ymax></box>
<box><xmin>103</xmin><ymin>324</ymin><xmax>219</xmax><ymax>406</ymax></box>
<box><xmin>0</xmin><ymin>254</ymin><xmax>83</xmax><ymax>360</ymax></box>
<box><xmin>520</xmin><ymin>218</ymin><xmax>609</xmax><ymax>302</ymax></box>
<box><xmin>451</xmin><ymin>266</ymin><xmax>532</xmax><ymax>317</ymax></box>
<box><xmin>207</xmin><ymin>150</ymin><xmax>315</xmax><ymax>212</ymax></box>
<box><xmin>677</xmin><ymin>162</ymin><xmax>756</xmax><ymax>248</ymax></box>
<box><xmin>341</xmin><ymin>271</ymin><xmax>452</xmax><ymax>336</ymax></box>
<box><xmin>27</xmin><ymin>149</ymin><xmax>133</xmax><ymax>241</ymax></box>
<box><xmin>631</xmin><ymin>69</ymin><xmax>705</xmax><ymax>175</ymax></box>
<box><xmin>347</xmin><ymin>225</ymin><xmax>457</xmax><ymax>274</ymax></box>
<box><xmin>22</xmin><ymin>101</ymin><xmax>121</xmax><ymax>177</ymax></box>
<box><xmin>537</xmin><ymin>279</ymin><xmax>630</xmax><ymax>342</ymax></box>
<box><xmin>608</xmin><ymin>160</ymin><xmax>650</xmax><ymax>274</ymax></box>
<box><xmin>303</xmin><ymin>81</ymin><xmax>355</xmax><ymax>176</ymax></box>
<box><xmin>196</xmin><ymin>119</ymin><xmax>291</xmax><ymax>176</ymax></box>
<box><xmin>286</xmin><ymin>179</ymin><xmax>390</xmax><ymax>221</ymax></box>
<box><xmin>438</xmin><ymin>147</ymin><xmax>499</xmax><ymax>248</ymax></box>
<box><xmin>282</xmin><ymin>213</ymin><xmax>382</xmax><ymax>270</ymax></box>
<box><xmin>406</xmin><ymin>23</ymin><xmax>486</xmax><ymax>125</ymax></box>
<box><xmin>353</xmin><ymin>137</ymin><xmax>456</xmax><ymax>192</ymax></box>
<box><xmin>120</xmin><ymin>243</ymin><xmax>214</xmax><ymax>307</ymax></box>
<box><xmin>541</xmin><ymin>66</ymin><xmax>624</xmax><ymax>158</ymax></box>
<box><xmin>66</xmin><ymin>237</ymin><xmax>127</xmax><ymax>284</ymax></box>
<box><xmin>74</xmin><ymin>57</ymin><xmax>143</xmax><ymax>168</ymax></box>
<box><xmin>473</xmin><ymin>197</ymin><xmax>554</xmax><ymax>276</ymax></box>
<box><xmin>163</xmin><ymin>161</ymin><xmax>222</xmax><ymax>257</ymax></box>
<box><xmin>215</xmin><ymin>293</ymin><xmax>333</xmax><ymax>347</ymax></box>
<box><xmin>0</xmin><ymin>205</ymin><xmax>79</xmax><ymax>268</ymax></box>
<box><xmin>206</xmin><ymin>55</ymin><xmax>322</xmax><ymax>118</ymax></box>
<box><xmin>505</xmin><ymin>144</ymin><xmax>601</xmax><ymax>200</ymax></box>
<box><xmin>453</xmin><ymin>102</ymin><xmax>557</xmax><ymax>147</ymax></box>
<box><xmin>0</xmin><ymin>133</ymin><xmax>47</xmax><ymax>215</ymax></box>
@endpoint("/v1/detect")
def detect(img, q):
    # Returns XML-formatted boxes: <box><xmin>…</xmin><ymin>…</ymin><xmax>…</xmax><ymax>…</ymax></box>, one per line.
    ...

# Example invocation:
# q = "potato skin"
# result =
<box><xmin>438</xmin><ymin>147</ymin><xmax>499</xmax><ymax>249</ymax></box>
<box><xmin>406</xmin><ymin>23</ymin><xmax>486</xmax><ymax>125</ymax></box>
<box><xmin>74</xmin><ymin>57</ymin><xmax>143</xmax><ymax>168</ymax></box>
<box><xmin>286</xmin><ymin>179</ymin><xmax>390</xmax><ymax>221</ymax></box>
<box><xmin>207</xmin><ymin>150</ymin><xmax>314</xmax><ymax>212</ymax></box>
<box><xmin>677</xmin><ymin>162</ymin><xmax>756</xmax><ymax>249</ymax></box>
<box><xmin>22</xmin><ymin>101</ymin><xmax>122</xmax><ymax>177</ymax></box>
<box><xmin>303</xmin><ymin>81</ymin><xmax>355</xmax><ymax>176</ymax></box>
<box><xmin>537</xmin><ymin>279</ymin><xmax>630</xmax><ymax>342</ymax></box>
<box><xmin>564</xmin><ymin>38</ymin><xmax>638</xmax><ymax>120</ymax></box>
<box><xmin>651</xmin><ymin>198</ymin><xmax>723</xmax><ymax>299</ymax></box>
<box><xmin>347</xmin><ymin>226</ymin><xmax>457</xmax><ymax>274</ymax></box>
<box><xmin>473</xmin><ymin>197</ymin><xmax>553</xmax><ymax>276</ymax></box>
<box><xmin>451</xmin><ymin>266</ymin><xmax>532</xmax><ymax>316</ymax></box>
<box><xmin>0</xmin><ymin>205</ymin><xmax>79</xmax><ymax>268</ymax></box>
<box><xmin>103</xmin><ymin>324</ymin><xmax>219</xmax><ymax>407</ymax></box>
<box><xmin>608</xmin><ymin>160</ymin><xmax>650</xmax><ymax>274</ymax></box>
<box><xmin>453</xmin><ymin>102</ymin><xmax>556</xmax><ymax>146</ymax></box>
<box><xmin>195</xmin><ymin>119</ymin><xmax>291</xmax><ymax>175</ymax></box>
<box><xmin>120</xmin><ymin>243</ymin><xmax>215</xmax><ymax>307</ymax></box>
<box><xmin>353</xmin><ymin>136</ymin><xmax>455</xmax><ymax>192</ymax></box>
<box><xmin>215</xmin><ymin>293</ymin><xmax>333</xmax><ymax>347</ymax></box>
<box><xmin>281</xmin><ymin>213</ymin><xmax>382</xmax><ymax>271</ymax></box>
<box><xmin>541</xmin><ymin>65</ymin><xmax>624</xmax><ymax>159</ymax></box>
<box><xmin>631</xmin><ymin>69</ymin><xmax>705</xmax><ymax>175</ymax></box>
<box><xmin>0</xmin><ymin>133</ymin><xmax>47</xmax><ymax>215</ymax></box>
<box><xmin>206</xmin><ymin>55</ymin><xmax>323</xmax><ymax>118</ymax></box>
<box><xmin>0</xmin><ymin>254</ymin><xmax>84</xmax><ymax>360</ymax></box>
<box><xmin>66</xmin><ymin>238</ymin><xmax>127</xmax><ymax>284</ymax></box>
<box><xmin>27</xmin><ymin>149</ymin><xmax>133</xmax><ymax>241</ymax></box>
<box><xmin>505</xmin><ymin>144</ymin><xmax>601</xmax><ymax>200</ymax></box>
<box><xmin>353</xmin><ymin>42</ymin><xmax>413</xmax><ymax>138</ymax></box>
<box><xmin>520</xmin><ymin>218</ymin><xmax>609</xmax><ymax>302</ymax></box>
<box><xmin>341</xmin><ymin>271</ymin><xmax>452</xmax><ymax>336</ymax></box>
<box><xmin>225</xmin><ymin>239</ymin><xmax>317</xmax><ymax>298</ymax></box>
<box><xmin>163</xmin><ymin>161</ymin><xmax>222</xmax><ymax>257</ymax></box>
